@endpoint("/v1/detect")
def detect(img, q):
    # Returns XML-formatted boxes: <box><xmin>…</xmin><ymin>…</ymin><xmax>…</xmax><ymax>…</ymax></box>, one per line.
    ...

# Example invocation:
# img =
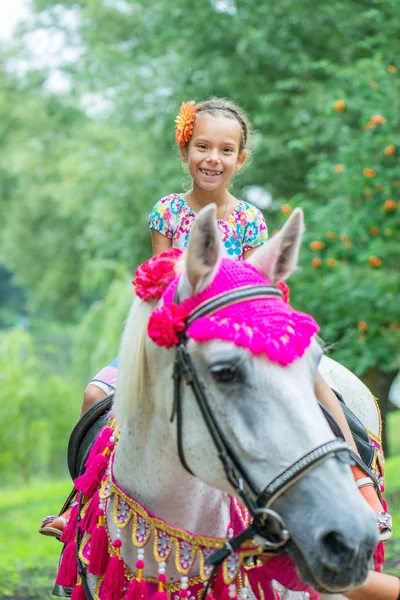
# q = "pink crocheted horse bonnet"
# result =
<box><xmin>136</xmin><ymin>249</ymin><xmax>319</xmax><ymax>365</ymax></box>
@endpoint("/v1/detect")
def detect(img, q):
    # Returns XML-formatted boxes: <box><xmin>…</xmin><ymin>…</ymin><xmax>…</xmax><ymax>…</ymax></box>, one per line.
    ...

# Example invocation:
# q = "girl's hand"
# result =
<box><xmin>344</xmin><ymin>571</ymin><xmax>400</xmax><ymax>600</ymax></box>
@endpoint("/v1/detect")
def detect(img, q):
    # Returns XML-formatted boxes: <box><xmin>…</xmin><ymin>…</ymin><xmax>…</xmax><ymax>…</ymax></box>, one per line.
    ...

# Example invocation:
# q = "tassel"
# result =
<box><xmin>88</xmin><ymin>508</ymin><xmax>109</xmax><ymax>575</ymax></box>
<box><xmin>102</xmin><ymin>539</ymin><xmax>125</xmax><ymax>600</ymax></box>
<box><xmin>374</xmin><ymin>541</ymin><xmax>385</xmax><ymax>573</ymax></box>
<box><xmin>126</xmin><ymin>577</ymin><xmax>148</xmax><ymax>600</ymax></box>
<box><xmin>126</xmin><ymin>548</ymin><xmax>148</xmax><ymax>600</ymax></box>
<box><xmin>84</xmin><ymin>426</ymin><xmax>115</xmax><ymax>469</ymax></box>
<box><xmin>60</xmin><ymin>503</ymin><xmax>79</xmax><ymax>544</ymax></box>
<box><xmin>74</xmin><ymin>449</ymin><xmax>111</xmax><ymax>498</ymax></box>
<box><xmin>55</xmin><ymin>540</ymin><xmax>78</xmax><ymax>588</ymax></box>
<box><xmin>152</xmin><ymin>570</ymin><xmax>168</xmax><ymax>600</ymax></box>
<box><xmin>71</xmin><ymin>578</ymin><xmax>86</xmax><ymax>600</ymax></box>
<box><xmin>212</xmin><ymin>568</ymin><xmax>227</xmax><ymax>600</ymax></box>
<box><xmin>179</xmin><ymin>576</ymin><xmax>190</xmax><ymax>600</ymax></box>
<box><xmin>80</xmin><ymin>490</ymin><xmax>100</xmax><ymax>534</ymax></box>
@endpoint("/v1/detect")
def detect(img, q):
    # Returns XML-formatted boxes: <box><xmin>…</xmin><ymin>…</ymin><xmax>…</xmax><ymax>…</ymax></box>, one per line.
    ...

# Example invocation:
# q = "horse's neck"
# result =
<box><xmin>113</xmin><ymin>413</ymin><xmax>231</xmax><ymax>538</ymax></box>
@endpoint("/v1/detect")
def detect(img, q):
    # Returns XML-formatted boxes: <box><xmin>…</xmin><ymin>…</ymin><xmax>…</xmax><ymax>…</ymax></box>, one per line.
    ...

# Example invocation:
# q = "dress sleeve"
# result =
<box><xmin>243</xmin><ymin>208</ymin><xmax>268</xmax><ymax>252</ymax></box>
<box><xmin>148</xmin><ymin>196</ymin><xmax>174</xmax><ymax>239</ymax></box>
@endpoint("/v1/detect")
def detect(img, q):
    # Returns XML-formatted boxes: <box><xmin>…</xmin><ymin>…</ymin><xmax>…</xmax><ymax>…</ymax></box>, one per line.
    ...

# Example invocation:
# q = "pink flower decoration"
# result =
<box><xmin>277</xmin><ymin>281</ymin><xmax>290</xmax><ymax>303</ymax></box>
<box><xmin>133</xmin><ymin>248</ymin><xmax>183</xmax><ymax>302</ymax></box>
<box><xmin>148</xmin><ymin>303</ymin><xmax>188</xmax><ymax>348</ymax></box>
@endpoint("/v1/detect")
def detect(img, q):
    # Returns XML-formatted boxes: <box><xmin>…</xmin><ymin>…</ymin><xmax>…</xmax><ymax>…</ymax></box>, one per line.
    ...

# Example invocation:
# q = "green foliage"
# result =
<box><xmin>0</xmin><ymin>327</ymin><xmax>78</xmax><ymax>484</ymax></box>
<box><xmin>0</xmin><ymin>480</ymin><xmax>71</xmax><ymax>598</ymax></box>
<box><xmin>284</xmin><ymin>58</ymin><xmax>400</xmax><ymax>375</ymax></box>
<box><xmin>0</xmin><ymin>1</ymin><xmax>398</xmax><ymax>461</ymax></box>
<box><xmin>73</xmin><ymin>273</ymin><xmax>133</xmax><ymax>383</ymax></box>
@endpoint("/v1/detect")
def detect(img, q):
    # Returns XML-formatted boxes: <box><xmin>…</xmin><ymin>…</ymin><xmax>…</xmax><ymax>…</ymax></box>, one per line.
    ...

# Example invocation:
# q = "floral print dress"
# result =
<box><xmin>148</xmin><ymin>194</ymin><xmax>268</xmax><ymax>260</ymax></box>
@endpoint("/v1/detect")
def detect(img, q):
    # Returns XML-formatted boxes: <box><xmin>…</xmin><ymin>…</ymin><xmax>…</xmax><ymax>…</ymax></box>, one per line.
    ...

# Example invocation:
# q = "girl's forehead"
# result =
<box><xmin>191</xmin><ymin>113</ymin><xmax>242</xmax><ymax>145</ymax></box>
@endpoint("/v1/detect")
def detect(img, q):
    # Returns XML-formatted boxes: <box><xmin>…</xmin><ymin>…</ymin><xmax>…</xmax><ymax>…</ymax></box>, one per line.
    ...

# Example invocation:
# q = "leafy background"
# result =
<box><xmin>0</xmin><ymin>0</ymin><xmax>399</xmax><ymax>596</ymax></box>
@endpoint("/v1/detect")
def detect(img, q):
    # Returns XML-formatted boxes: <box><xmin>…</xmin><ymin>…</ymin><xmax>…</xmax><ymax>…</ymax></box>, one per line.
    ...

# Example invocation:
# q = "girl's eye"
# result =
<box><xmin>223</xmin><ymin>148</ymin><xmax>234</xmax><ymax>153</ymax></box>
<box><xmin>197</xmin><ymin>144</ymin><xmax>207</xmax><ymax>150</ymax></box>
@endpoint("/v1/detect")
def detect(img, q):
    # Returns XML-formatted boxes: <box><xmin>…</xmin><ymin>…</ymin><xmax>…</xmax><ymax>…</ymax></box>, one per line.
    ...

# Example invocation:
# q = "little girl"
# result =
<box><xmin>40</xmin><ymin>97</ymin><xmax>391</xmax><ymax>546</ymax></box>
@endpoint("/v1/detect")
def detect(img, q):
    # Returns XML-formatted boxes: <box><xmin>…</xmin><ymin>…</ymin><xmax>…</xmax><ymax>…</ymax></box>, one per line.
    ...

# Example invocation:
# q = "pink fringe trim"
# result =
<box><xmin>187</xmin><ymin>312</ymin><xmax>319</xmax><ymax>366</ymax></box>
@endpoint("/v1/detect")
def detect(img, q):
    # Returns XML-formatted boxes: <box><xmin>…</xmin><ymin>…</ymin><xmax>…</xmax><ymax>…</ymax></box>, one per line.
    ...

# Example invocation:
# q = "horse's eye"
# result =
<box><xmin>211</xmin><ymin>365</ymin><xmax>242</xmax><ymax>384</ymax></box>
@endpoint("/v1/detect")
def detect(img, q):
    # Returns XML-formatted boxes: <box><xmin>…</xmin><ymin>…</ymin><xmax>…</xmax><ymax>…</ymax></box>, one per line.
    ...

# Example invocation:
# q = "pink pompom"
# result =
<box><xmin>148</xmin><ymin>303</ymin><xmax>188</xmax><ymax>348</ymax></box>
<box><xmin>133</xmin><ymin>248</ymin><xmax>183</xmax><ymax>302</ymax></box>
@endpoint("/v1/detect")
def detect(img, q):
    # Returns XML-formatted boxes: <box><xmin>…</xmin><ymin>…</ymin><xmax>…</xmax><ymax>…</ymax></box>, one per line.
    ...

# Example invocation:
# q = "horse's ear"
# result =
<box><xmin>179</xmin><ymin>204</ymin><xmax>222</xmax><ymax>299</ymax></box>
<box><xmin>247</xmin><ymin>208</ymin><xmax>305</xmax><ymax>283</ymax></box>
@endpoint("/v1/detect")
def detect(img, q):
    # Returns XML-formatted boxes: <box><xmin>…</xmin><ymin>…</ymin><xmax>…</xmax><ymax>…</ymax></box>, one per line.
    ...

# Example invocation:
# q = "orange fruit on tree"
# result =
<box><xmin>363</xmin><ymin>168</ymin><xmax>376</xmax><ymax>178</ymax></box>
<box><xmin>326</xmin><ymin>258</ymin><xmax>337</xmax><ymax>267</ymax></box>
<box><xmin>388</xmin><ymin>65</ymin><xmax>397</xmax><ymax>73</ymax></box>
<box><xmin>335</xmin><ymin>164</ymin><xmax>345</xmax><ymax>173</ymax></box>
<box><xmin>357</xmin><ymin>321</ymin><xmax>368</xmax><ymax>332</ymax></box>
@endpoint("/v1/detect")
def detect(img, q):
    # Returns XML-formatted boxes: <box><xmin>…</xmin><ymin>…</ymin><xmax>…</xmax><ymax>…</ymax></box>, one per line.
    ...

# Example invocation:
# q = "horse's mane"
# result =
<box><xmin>114</xmin><ymin>296</ymin><xmax>154</xmax><ymax>425</ymax></box>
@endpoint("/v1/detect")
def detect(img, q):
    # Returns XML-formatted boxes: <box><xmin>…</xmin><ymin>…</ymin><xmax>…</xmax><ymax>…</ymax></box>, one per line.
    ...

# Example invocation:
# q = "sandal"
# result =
<box><xmin>39</xmin><ymin>506</ymin><xmax>73</xmax><ymax>540</ymax></box>
<box><xmin>377</xmin><ymin>511</ymin><xmax>393</xmax><ymax>542</ymax></box>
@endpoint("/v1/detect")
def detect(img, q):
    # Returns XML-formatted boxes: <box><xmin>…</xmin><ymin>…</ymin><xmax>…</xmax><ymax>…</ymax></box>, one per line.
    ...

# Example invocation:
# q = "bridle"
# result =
<box><xmin>170</xmin><ymin>283</ymin><xmax>351</xmax><ymax>567</ymax></box>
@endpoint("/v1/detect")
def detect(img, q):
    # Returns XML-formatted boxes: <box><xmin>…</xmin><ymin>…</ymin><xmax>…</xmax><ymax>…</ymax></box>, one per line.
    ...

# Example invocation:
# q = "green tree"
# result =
<box><xmin>283</xmin><ymin>58</ymin><xmax>400</xmax><ymax>450</ymax></box>
<box><xmin>0</xmin><ymin>327</ymin><xmax>79</xmax><ymax>484</ymax></box>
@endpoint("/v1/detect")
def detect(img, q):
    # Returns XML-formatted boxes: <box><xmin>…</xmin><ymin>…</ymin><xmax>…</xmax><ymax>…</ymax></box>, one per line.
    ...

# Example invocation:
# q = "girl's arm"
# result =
<box><xmin>243</xmin><ymin>247</ymin><xmax>258</xmax><ymax>260</ymax></box>
<box><xmin>344</xmin><ymin>571</ymin><xmax>400</xmax><ymax>600</ymax></box>
<box><xmin>315</xmin><ymin>371</ymin><xmax>359</xmax><ymax>454</ymax></box>
<box><xmin>151</xmin><ymin>229</ymin><xmax>172</xmax><ymax>256</ymax></box>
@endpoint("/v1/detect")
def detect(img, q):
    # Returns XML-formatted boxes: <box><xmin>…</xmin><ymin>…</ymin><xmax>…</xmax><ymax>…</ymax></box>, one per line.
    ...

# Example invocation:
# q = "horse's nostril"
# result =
<box><xmin>320</xmin><ymin>531</ymin><xmax>357</xmax><ymax>570</ymax></box>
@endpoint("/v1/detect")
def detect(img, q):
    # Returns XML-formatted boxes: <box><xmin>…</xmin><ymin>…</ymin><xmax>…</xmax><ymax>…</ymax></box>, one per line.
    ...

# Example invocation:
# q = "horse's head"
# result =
<box><xmin>117</xmin><ymin>205</ymin><xmax>377</xmax><ymax>593</ymax></box>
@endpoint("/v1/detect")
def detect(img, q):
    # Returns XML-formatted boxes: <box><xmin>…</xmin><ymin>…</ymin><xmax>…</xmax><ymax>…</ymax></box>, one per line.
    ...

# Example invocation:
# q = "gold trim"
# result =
<box><xmin>113</xmin><ymin>493</ymin><xmax>133</xmax><ymax>529</ymax></box>
<box><xmin>78</xmin><ymin>532</ymin><xmax>91</xmax><ymax>566</ymax></box>
<box><xmin>132</xmin><ymin>509</ymin><xmax>152</xmax><ymax>548</ymax></box>
<box><xmin>93</xmin><ymin>575</ymin><xmax>104</xmax><ymax>600</ymax></box>
<box><xmin>112</xmin><ymin>474</ymin><xmax>226</xmax><ymax>549</ymax></box>
<box><xmin>153</xmin><ymin>527</ymin><xmax>174</xmax><ymax>562</ymax></box>
<box><xmin>175</xmin><ymin>538</ymin><xmax>196</xmax><ymax>575</ymax></box>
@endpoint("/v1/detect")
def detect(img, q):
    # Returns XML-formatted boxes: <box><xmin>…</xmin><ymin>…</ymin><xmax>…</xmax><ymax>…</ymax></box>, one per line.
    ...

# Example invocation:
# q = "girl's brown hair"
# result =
<box><xmin>193</xmin><ymin>97</ymin><xmax>251</xmax><ymax>154</ymax></box>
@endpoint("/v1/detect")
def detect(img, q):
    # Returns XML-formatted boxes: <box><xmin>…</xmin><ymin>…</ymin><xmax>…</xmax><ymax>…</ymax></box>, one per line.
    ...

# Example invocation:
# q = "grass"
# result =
<box><xmin>1</xmin><ymin>416</ymin><xmax>400</xmax><ymax>598</ymax></box>
<box><xmin>0</xmin><ymin>480</ymin><xmax>72</xmax><ymax>599</ymax></box>
<box><xmin>387</xmin><ymin>410</ymin><xmax>400</xmax><ymax>457</ymax></box>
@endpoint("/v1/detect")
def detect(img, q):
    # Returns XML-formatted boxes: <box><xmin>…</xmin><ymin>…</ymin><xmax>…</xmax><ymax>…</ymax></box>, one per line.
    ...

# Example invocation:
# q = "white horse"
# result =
<box><xmin>87</xmin><ymin>206</ymin><xmax>379</xmax><ymax>600</ymax></box>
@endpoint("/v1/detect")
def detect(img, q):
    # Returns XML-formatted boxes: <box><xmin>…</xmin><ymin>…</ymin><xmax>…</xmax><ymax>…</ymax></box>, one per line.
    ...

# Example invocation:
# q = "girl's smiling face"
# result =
<box><xmin>180</xmin><ymin>113</ymin><xmax>247</xmax><ymax>192</ymax></box>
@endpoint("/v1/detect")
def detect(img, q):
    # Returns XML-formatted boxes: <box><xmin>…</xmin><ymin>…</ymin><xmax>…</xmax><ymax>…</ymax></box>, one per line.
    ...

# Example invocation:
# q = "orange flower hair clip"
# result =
<box><xmin>175</xmin><ymin>100</ymin><xmax>196</xmax><ymax>147</ymax></box>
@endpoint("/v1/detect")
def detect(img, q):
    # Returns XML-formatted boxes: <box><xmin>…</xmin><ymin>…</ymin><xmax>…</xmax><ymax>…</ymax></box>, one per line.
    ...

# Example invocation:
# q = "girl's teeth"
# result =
<box><xmin>201</xmin><ymin>169</ymin><xmax>221</xmax><ymax>176</ymax></box>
